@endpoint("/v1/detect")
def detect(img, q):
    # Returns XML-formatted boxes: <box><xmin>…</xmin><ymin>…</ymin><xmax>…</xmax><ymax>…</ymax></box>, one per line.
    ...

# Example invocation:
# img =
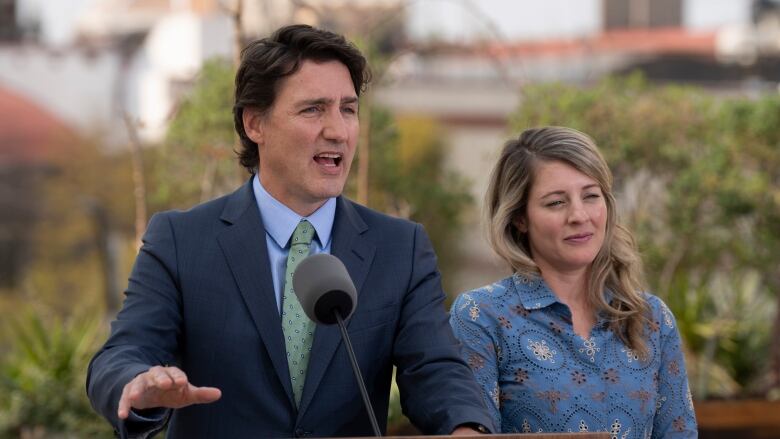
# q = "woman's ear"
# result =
<box><xmin>514</xmin><ymin>217</ymin><xmax>528</xmax><ymax>233</ymax></box>
<box><xmin>242</xmin><ymin>108</ymin><xmax>264</xmax><ymax>146</ymax></box>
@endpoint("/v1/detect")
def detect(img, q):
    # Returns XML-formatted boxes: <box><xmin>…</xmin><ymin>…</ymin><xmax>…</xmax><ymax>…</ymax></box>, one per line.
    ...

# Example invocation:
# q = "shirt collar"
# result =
<box><xmin>252</xmin><ymin>174</ymin><xmax>336</xmax><ymax>248</ymax></box>
<box><xmin>512</xmin><ymin>272</ymin><xmax>559</xmax><ymax>310</ymax></box>
<box><xmin>512</xmin><ymin>272</ymin><xmax>614</xmax><ymax>324</ymax></box>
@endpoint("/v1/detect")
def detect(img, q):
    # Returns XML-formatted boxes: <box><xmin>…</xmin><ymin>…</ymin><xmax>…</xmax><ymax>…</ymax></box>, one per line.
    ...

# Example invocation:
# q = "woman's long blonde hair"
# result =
<box><xmin>486</xmin><ymin>126</ymin><xmax>651</xmax><ymax>357</ymax></box>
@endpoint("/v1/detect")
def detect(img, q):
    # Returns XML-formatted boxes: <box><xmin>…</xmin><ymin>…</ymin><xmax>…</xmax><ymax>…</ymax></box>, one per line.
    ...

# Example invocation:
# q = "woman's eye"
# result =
<box><xmin>585</xmin><ymin>193</ymin><xmax>601</xmax><ymax>200</ymax></box>
<box><xmin>546</xmin><ymin>200</ymin><xmax>564</xmax><ymax>207</ymax></box>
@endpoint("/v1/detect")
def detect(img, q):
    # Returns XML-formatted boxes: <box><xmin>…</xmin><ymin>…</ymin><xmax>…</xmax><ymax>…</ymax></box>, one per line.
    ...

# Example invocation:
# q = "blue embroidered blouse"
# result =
<box><xmin>450</xmin><ymin>274</ymin><xmax>698</xmax><ymax>438</ymax></box>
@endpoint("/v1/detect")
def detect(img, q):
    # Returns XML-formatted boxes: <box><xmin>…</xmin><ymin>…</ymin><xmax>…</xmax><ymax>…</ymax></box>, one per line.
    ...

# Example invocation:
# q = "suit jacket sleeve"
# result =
<box><xmin>86</xmin><ymin>212</ymin><xmax>180</xmax><ymax>438</ymax></box>
<box><xmin>392</xmin><ymin>223</ymin><xmax>496</xmax><ymax>434</ymax></box>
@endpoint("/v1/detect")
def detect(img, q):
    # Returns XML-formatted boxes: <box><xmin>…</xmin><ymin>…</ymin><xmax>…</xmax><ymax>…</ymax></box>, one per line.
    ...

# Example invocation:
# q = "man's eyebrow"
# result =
<box><xmin>297</xmin><ymin>96</ymin><xmax>359</xmax><ymax>106</ymax></box>
<box><xmin>297</xmin><ymin>98</ymin><xmax>332</xmax><ymax>107</ymax></box>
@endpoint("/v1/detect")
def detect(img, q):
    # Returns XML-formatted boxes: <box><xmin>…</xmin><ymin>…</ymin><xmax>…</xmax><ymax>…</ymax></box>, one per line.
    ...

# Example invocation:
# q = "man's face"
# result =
<box><xmin>245</xmin><ymin>60</ymin><xmax>359</xmax><ymax>216</ymax></box>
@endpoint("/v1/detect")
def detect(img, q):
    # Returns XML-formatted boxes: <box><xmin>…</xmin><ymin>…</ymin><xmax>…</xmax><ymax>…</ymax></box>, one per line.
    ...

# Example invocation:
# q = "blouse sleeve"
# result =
<box><xmin>652</xmin><ymin>297</ymin><xmax>698</xmax><ymax>438</ymax></box>
<box><xmin>449</xmin><ymin>292</ymin><xmax>502</xmax><ymax>432</ymax></box>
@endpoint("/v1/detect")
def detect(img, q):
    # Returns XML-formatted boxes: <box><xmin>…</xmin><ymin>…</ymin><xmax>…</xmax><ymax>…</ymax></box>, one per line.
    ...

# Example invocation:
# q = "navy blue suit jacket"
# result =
<box><xmin>87</xmin><ymin>180</ymin><xmax>493</xmax><ymax>438</ymax></box>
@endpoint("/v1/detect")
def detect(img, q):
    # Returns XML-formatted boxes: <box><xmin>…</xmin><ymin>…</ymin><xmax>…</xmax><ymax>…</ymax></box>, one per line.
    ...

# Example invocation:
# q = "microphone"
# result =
<box><xmin>291</xmin><ymin>253</ymin><xmax>357</xmax><ymax>324</ymax></box>
<box><xmin>293</xmin><ymin>254</ymin><xmax>381</xmax><ymax>437</ymax></box>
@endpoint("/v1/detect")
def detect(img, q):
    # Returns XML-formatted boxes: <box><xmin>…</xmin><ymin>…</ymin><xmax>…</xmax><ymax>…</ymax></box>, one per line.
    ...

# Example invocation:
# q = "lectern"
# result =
<box><xmin>344</xmin><ymin>434</ymin><xmax>610</xmax><ymax>438</ymax></box>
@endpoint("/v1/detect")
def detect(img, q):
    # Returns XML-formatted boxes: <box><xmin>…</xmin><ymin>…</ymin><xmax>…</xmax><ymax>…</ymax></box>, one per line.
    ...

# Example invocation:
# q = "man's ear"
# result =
<box><xmin>242</xmin><ymin>108</ymin><xmax>264</xmax><ymax>145</ymax></box>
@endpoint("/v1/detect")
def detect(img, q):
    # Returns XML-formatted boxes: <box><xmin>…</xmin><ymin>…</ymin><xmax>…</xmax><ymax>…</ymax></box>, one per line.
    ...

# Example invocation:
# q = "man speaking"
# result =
<box><xmin>86</xmin><ymin>24</ymin><xmax>494</xmax><ymax>438</ymax></box>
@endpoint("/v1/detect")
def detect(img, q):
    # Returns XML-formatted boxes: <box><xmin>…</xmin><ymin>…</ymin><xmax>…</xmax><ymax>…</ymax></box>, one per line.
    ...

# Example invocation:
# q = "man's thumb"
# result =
<box><xmin>189</xmin><ymin>386</ymin><xmax>222</xmax><ymax>404</ymax></box>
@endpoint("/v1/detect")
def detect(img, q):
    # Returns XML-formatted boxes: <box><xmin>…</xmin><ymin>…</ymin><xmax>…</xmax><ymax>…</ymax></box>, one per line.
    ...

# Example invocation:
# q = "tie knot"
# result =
<box><xmin>291</xmin><ymin>220</ymin><xmax>314</xmax><ymax>247</ymax></box>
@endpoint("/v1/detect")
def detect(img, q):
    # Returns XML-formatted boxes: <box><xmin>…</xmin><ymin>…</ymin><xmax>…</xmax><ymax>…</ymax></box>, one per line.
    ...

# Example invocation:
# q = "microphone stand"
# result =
<box><xmin>334</xmin><ymin>310</ymin><xmax>382</xmax><ymax>437</ymax></box>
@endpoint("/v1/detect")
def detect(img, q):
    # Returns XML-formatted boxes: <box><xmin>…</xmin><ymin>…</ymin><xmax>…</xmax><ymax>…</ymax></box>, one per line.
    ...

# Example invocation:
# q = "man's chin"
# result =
<box><xmin>306</xmin><ymin>191</ymin><xmax>343</xmax><ymax>206</ymax></box>
<box><xmin>314</xmin><ymin>181</ymin><xmax>347</xmax><ymax>199</ymax></box>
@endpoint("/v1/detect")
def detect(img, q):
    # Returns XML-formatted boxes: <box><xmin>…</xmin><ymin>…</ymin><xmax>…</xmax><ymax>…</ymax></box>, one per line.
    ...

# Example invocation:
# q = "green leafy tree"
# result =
<box><xmin>150</xmin><ymin>59</ymin><xmax>241</xmax><ymax>211</ymax></box>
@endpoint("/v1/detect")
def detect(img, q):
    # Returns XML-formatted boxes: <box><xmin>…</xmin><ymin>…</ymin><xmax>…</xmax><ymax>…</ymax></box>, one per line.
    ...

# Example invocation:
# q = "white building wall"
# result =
<box><xmin>0</xmin><ymin>46</ymin><xmax>120</xmax><ymax>139</ymax></box>
<box><xmin>407</xmin><ymin>0</ymin><xmax>754</xmax><ymax>43</ymax></box>
<box><xmin>407</xmin><ymin>0</ymin><xmax>602</xmax><ymax>42</ymax></box>
<box><xmin>135</xmin><ymin>12</ymin><xmax>234</xmax><ymax>141</ymax></box>
<box><xmin>199</xmin><ymin>13</ymin><xmax>235</xmax><ymax>62</ymax></box>
<box><xmin>684</xmin><ymin>0</ymin><xmax>753</xmax><ymax>30</ymax></box>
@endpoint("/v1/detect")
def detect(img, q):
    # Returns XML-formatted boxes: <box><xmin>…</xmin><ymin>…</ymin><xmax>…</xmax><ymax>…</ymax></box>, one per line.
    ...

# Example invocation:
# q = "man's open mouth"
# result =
<box><xmin>313</xmin><ymin>153</ymin><xmax>342</xmax><ymax>167</ymax></box>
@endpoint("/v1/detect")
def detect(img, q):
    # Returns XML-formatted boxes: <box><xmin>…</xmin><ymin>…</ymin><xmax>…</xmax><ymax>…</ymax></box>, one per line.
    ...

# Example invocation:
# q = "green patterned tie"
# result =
<box><xmin>281</xmin><ymin>219</ymin><xmax>315</xmax><ymax>406</ymax></box>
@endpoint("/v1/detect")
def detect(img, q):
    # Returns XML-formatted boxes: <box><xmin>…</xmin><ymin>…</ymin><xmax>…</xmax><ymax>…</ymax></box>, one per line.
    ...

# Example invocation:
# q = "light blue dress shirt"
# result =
<box><xmin>252</xmin><ymin>174</ymin><xmax>336</xmax><ymax>313</ymax></box>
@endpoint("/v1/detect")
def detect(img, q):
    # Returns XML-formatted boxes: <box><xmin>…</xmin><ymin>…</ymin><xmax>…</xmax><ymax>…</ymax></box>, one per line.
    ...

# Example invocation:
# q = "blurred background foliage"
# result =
<box><xmin>1</xmin><ymin>65</ymin><xmax>779</xmax><ymax>436</ymax></box>
<box><xmin>349</xmin><ymin>107</ymin><xmax>473</xmax><ymax>293</ymax></box>
<box><xmin>513</xmin><ymin>73</ymin><xmax>780</xmax><ymax>399</ymax></box>
<box><xmin>0</xmin><ymin>310</ymin><xmax>113</xmax><ymax>438</ymax></box>
<box><xmin>0</xmin><ymin>58</ymin><xmax>473</xmax><ymax>436</ymax></box>
<box><xmin>150</xmin><ymin>59</ymin><xmax>241</xmax><ymax>209</ymax></box>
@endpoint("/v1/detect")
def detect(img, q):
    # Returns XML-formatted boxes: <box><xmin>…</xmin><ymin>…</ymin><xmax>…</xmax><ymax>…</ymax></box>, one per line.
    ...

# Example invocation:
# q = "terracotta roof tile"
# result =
<box><xmin>425</xmin><ymin>27</ymin><xmax>716</xmax><ymax>59</ymax></box>
<box><xmin>0</xmin><ymin>85</ymin><xmax>77</xmax><ymax>166</ymax></box>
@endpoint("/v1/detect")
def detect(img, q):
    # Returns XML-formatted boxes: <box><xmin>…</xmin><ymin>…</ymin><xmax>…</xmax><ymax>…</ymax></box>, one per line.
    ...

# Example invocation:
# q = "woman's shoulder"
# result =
<box><xmin>641</xmin><ymin>292</ymin><xmax>680</xmax><ymax>332</ymax></box>
<box><xmin>451</xmin><ymin>275</ymin><xmax>515</xmax><ymax>318</ymax></box>
<box><xmin>455</xmin><ymin>276</ymin><xmax>514</xmax><ymax>302</ymax></box>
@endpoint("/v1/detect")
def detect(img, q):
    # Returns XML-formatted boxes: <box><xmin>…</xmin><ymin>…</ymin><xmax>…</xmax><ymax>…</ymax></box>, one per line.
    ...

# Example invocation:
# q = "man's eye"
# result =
<box><xmin>301</xmin><ymin>106</ymin><xmax>320</xmax><ymax>114</ymax></box>
<box><xmin>342</xmin><ymin>106</ymin><xmax>357</xmax><ymax>114</ymax></box>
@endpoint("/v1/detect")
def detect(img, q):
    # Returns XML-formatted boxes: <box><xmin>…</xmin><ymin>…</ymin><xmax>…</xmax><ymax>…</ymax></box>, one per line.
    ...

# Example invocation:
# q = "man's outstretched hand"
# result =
<box><xmin>117</xmin><ymin>366</ymin><xmax>222</xmax><ymax>419</ymax></box>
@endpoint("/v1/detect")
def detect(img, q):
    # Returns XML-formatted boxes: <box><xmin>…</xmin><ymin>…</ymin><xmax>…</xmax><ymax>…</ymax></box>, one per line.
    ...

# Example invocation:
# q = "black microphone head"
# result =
<box><xmin>292</xmin><ymin>253</ymin><xmax>357</xmax><ymax>325</ymax></box>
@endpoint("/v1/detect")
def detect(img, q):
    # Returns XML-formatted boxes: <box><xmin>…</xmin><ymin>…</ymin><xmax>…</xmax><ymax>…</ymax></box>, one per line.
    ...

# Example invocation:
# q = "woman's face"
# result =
<box><xmin>517</xmin><ymin>160</ymin><xmax>607</xmax><ymax>275</ymax></box>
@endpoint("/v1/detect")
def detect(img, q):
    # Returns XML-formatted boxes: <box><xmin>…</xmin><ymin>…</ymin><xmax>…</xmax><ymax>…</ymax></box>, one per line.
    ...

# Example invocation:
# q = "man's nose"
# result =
<box><xmin>322</xmin><ymin>109</ymin><xmax>349</xmax><ymax>142</ymax></box>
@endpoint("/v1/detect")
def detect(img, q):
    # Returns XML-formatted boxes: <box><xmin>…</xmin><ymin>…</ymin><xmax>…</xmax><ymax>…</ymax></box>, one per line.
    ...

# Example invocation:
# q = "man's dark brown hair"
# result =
<box><xmin>233</xmin><ymin>24</ymin><xmax>371</xmax><ymax>172</ymax></box>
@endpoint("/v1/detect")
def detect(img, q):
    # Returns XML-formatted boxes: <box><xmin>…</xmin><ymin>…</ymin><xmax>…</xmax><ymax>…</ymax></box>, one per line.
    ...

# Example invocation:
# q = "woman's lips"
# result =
<box><xmin>564</xmin><ymin>233</ymin><xmax>593</xmax><ymax>243</ymax></box>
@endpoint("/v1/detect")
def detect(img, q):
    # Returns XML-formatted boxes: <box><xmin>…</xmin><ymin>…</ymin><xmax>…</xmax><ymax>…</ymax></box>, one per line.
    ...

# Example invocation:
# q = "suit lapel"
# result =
<box><xmin>297</xmin><ymin>197</ymin><xmax>375</xmax><ymax>417</ymax></box>
<box><xmin>216</xmin><ymin>180</ymin><xmax>295</xmax><ymax>407</ymax></box>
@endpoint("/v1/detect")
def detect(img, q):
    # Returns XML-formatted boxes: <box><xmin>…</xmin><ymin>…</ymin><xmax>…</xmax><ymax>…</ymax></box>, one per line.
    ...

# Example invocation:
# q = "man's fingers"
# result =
<box><xmin>117</xmin><ymin>367</ymin><xmax>170</xmax><ymax>418</ymax></box>
<box><xmin>128</xmin><ymin>374</ymin><xmax>152</xmax><ymax>405</ymax></box>
<box><xmin>166</xmin><ymin>366</ymin><xmax>189</xmax><ymax>387</ymax></box>
<box><xmin>189</xmin><ymin>385</ymin><xmax>222</xmax><ymax>404</ymax></box>
<box><xmin>118</xmin><ymin>383</ymin><xmax>132</xmax><ymax>419</ymax></box>
<box><xmin>118</xmin><ymin>373</ymin><xmax>149</xmax><ymax>419</ymax></box>
<box><xmin>148</xmin><ymin>366</ymin><xmax>176</xmax><ymax>389</ymax></box>
<box><xmin>116</xmin><ymin>367</ymin><xmax>219</xmax><ymax>419</ymax></box>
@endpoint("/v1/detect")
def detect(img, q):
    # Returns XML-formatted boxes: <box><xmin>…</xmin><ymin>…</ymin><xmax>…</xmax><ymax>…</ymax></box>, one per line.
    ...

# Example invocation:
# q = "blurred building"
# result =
<box><xmin>717</xmin><ymin>0</ymin><xmax>780</xmax><ymax>64</ymax></box>
<box><xmin>0</xmin><ymin>0</ymin><xmax>22</xmax><ymax>41</ymax></box>
<box><xmin>0</xmin><ymin>0</ymin><xmax>235</xmax><ymax>144</ymax></box>
<box><xmin>0</xmin><ymin>0</ymin><xmax>407</xmax><ymax>144</ymax></box>
<box><xmin>1</xmin><ymin>0</ymin><xmax>778</xmax><ymax>291</ymax></box>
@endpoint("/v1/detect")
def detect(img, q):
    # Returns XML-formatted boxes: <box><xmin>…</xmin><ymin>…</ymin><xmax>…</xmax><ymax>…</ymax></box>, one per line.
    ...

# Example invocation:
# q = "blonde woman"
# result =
<box><xmin>450</xmin><ymin>126</ymin><xmax>697</xmax><ymax>437</ymax></box>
